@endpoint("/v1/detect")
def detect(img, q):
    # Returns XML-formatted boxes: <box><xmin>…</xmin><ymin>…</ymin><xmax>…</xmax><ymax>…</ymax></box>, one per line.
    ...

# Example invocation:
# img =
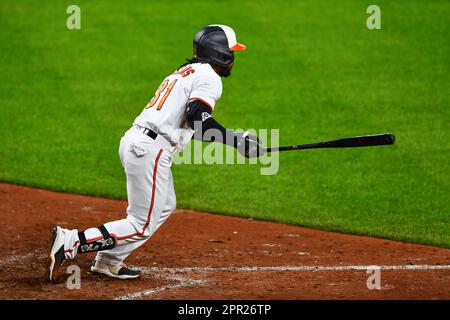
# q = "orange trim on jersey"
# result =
<box><xmin>113</xmin><ymin>149</ymin><xmax>164</xmax><ymax>241</ymax></box>
<box><xmin>230</xmin><ymin>43</ymin><xmax>246</xmax><ymax>51</ymax></box>
<box><xmin>189</xmin><ymin>97</ymin><xmax>213</xmax><ymax>110</ymax></box>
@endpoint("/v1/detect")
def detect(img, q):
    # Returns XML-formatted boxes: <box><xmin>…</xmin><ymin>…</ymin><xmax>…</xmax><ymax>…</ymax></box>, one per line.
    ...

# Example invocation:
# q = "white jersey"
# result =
<box><xmin>133</xmin><ymin>63</ymin><xmax>222</xmax><ymax>151</ymax></box>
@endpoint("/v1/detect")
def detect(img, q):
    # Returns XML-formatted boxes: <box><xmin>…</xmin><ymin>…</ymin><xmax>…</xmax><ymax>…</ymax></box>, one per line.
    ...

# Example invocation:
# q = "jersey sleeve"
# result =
<box><xmin>189</xmin><ymin>73</ymin><xmax>222</xmax><ymax>111</ymax></box>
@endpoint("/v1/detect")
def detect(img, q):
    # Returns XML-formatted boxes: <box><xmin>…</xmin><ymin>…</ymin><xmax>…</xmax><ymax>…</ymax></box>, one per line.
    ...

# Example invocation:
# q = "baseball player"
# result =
<box><xmin>49</xmin><ymin>24</ymin><xmax>264</xmax><ymax>281</ymax></box>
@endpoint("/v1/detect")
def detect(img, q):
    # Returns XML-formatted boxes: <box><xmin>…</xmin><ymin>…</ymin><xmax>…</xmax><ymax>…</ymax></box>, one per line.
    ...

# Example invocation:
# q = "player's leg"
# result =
<box><xmin>49</xmin><ymin>129</ymin><xmax>172</xmax><ymax>281</ymax></box>
<box><xmin>49</xmin><ymin>133</ymin><xmax>132</xmax><ymax>282</ymax></box>
<box><xmin>57</xmin><ymin>132</ymin><xmax>138</xmax><ymax>261</ymax></box>
<box><xmin>153</xmin><ymin>169</ymin><xmax>177</xmax><ymax>234</ymax></box>
<box><xmin>92</xmin><ymin>165</ymin><xmax>176</xmax><ymax>272</ymax></box>
<box><xmin>60</xmin><ymin>168</ymin><xmax>174</xmax><ymax>263</ymax></box>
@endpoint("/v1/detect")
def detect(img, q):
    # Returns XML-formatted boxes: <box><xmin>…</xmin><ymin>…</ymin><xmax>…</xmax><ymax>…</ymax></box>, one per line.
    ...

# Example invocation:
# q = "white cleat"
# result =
<box><xmin>90</xmin><ymin>261</ymin><xmax>141</xmax><ymax>280</ymax></box>
<box><xmin>48</xmin><ymin>226</ymin><xmax>67</xmax><ymax>283</ymax></box>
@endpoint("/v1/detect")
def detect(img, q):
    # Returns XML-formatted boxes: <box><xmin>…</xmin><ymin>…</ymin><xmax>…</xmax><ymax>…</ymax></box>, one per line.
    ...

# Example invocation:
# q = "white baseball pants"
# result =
<box><xmin>64</xmin><ymin>126</ymin><xmax>176</xmax><ymax>265</ymax></box>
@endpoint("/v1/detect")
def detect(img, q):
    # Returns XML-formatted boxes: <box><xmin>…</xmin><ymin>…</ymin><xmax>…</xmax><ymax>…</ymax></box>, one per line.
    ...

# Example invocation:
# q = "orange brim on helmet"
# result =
<box><xmin>230</xmin><ymin>43</ymin><xmax>246</xmax><ymax>51</ymax></box>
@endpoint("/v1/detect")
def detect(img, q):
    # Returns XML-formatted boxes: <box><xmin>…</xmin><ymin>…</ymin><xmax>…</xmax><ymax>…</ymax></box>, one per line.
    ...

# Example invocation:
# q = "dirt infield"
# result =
<box><xmin>0</xmin><ymin>183</ymin><xmax>449</xmax><ymax>300</ymax></box>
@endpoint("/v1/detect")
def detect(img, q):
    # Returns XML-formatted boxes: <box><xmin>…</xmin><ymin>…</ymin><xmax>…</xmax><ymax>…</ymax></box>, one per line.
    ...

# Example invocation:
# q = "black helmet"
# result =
<box><xmin>193</xmin><ymin>24</ymin><xmax>246</xmax><ymax>68</ymax></box>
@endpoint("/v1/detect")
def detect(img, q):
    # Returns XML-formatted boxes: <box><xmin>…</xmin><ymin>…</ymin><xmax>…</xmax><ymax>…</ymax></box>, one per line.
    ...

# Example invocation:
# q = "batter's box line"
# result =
<box><xmin>139</xmin><ymin>264</ymin><xmax>450</xmax><ymax>273</ymax></box>
<box><xmin>113</xmin><ymin>264</ymin><xmax>450</xmax><ymax>300</ymax></box>
<box><xmin>113</xmin><ymin>274</ymin><xmax>207</xmax><ymax>300</ymax></box>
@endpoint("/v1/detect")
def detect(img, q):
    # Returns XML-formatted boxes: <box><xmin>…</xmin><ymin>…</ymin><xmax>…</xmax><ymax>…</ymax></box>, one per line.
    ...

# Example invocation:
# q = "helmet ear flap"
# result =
<box><xmin>217</xmin><ymin>51</ymin><xmax>234</xmax><ymax>66</ymax></box>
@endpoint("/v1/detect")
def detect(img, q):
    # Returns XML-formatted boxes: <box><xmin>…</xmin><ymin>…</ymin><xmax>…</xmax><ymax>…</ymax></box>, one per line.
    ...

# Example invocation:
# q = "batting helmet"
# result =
<box><xmin>193</xmin><ymin>24</ymin><xmax>246</xmax><ymax>68</ymax></box>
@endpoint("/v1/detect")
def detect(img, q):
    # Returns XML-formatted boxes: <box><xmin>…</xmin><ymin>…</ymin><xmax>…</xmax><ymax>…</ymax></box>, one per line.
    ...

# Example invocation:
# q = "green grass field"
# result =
<box><xmin>1</xmin><ymin>1</ymin><xmax>449</xmax><ymax>247</ymax></box>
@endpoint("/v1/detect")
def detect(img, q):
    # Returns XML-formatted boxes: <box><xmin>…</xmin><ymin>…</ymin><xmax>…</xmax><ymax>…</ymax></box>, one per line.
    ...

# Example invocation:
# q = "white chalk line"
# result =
<box><xmin>113</xmin><ymin>264</ymin><xmax>450</xmax><ymax>300</ymax></box>
<box><xmin>0</xmin><ymin>251</ymin><xmax>46</xmax><ymax>267</ymax></box>
<box><xmin>113</xmin><ymin>274</ymin><xmax>207</xmax><ymax>300</ymax></box>
<box><xmin>139</xmin><ymin>264</ymin><xmax>450</xmax><ymax>273</ymax></box>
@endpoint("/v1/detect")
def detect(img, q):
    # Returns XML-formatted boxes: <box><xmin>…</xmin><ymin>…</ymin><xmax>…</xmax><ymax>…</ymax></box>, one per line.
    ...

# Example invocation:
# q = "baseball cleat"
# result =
<box><xmin>90</xmin><ymin>261</ymin><xmax>141</xmax><ymax>279</ymax></box>
<box><xmin>48</xmin><ymin>226</ymin><xmax>66</xmax><ymax>283</ymax></box>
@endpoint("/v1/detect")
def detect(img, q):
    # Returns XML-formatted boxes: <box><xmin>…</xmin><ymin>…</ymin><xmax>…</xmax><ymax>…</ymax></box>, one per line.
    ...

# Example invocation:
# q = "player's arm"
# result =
<box><xmin>185</xmin><ymin>99</ymin><xmax>264</xmax><ymax>158</ymax></box>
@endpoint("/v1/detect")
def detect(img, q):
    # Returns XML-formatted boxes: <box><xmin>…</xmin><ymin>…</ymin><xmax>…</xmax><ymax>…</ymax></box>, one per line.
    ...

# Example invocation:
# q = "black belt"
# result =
<box><xmin>142</xmin><ymin>127</ymin><xmax>158</xmax><ymax>140</ymax></box>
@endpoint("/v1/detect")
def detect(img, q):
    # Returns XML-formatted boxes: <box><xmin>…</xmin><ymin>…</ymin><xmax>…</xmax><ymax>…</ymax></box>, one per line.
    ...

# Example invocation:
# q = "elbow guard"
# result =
<box><xmin>185</xmin><ymin>99</ymin><xmax>212</xmax><ymax>130</ymax></box>
<box><xmin>185</xmin><ymin>99</ymin><xmax>233</xmax><ymax>144</ymax></box>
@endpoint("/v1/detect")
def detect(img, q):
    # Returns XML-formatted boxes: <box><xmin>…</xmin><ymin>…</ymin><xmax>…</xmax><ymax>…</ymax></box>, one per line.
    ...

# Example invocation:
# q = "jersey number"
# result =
<box><xmin>145</xmin><ymin>79</ymin><xmax>177</xmax><ymax>110</ymax></box>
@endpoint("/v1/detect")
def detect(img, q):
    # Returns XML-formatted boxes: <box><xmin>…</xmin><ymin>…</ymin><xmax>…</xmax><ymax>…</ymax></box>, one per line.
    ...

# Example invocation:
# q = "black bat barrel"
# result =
<box><xmin>267</xmin><ymin>133</ymin><xmax>395</xmax><ymax>152</ymax></box>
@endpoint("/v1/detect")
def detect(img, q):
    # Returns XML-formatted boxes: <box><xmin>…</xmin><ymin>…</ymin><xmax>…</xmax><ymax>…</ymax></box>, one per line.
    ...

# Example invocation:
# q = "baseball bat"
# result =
<box><xmin>265</xmin><ymin>133</ymin><xmax>395</xmax><ymax>153</ymax></box>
